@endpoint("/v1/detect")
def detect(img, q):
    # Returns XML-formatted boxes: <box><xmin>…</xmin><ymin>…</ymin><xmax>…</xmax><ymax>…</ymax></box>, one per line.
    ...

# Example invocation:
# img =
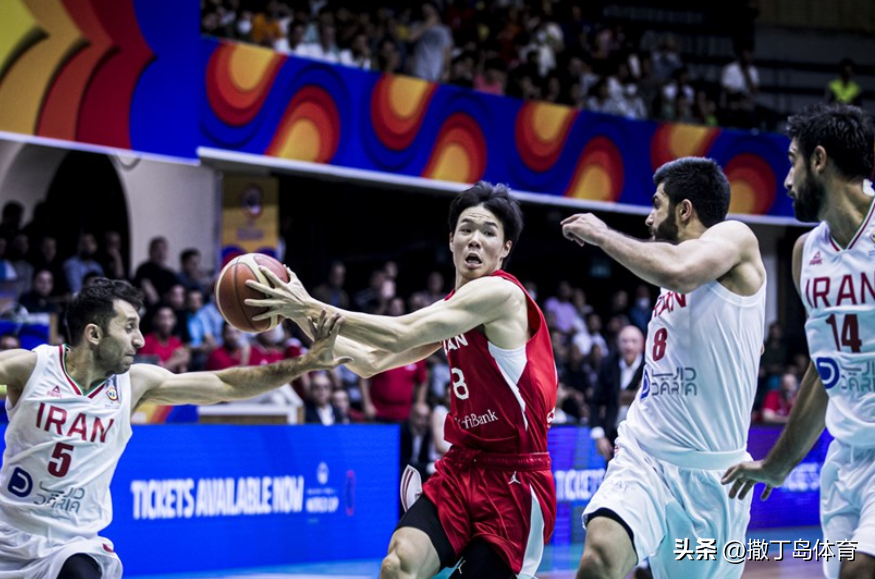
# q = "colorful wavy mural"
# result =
<box><xmin>0</xmin><ymin>0</ymin><xmax>198</xmax><ymax>158</ymax></box>
<box><xmin>200</xmin><ymin>37</ymin><xmax>795</xmax><ymax>220</ymax></box>
<box><xmin>0</xmin><ymin>0</ymin><xmax>796</xmax><ymax>220</ymax></box>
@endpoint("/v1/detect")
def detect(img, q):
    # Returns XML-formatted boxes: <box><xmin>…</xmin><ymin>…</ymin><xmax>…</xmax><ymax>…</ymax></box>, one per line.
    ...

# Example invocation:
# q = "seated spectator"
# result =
<box><xmin>330</xmin><ymin>387</ymin><xmax>354</xmax><ymax>424</ymax></box>
<box><xmin>304</xmin><ymin>371</ymin><xmax>343</xmax><ymax>425</ymax></box>
<box><xmin>545</xmin><ymin>280</ymin><xmax>584</xmax><ymax>335</ymax></box>
<box><xmin>30</xmin><ymin>236</ymin><xmax>69</xmax><ymax>300</ymax></box>
<box><xmin>206</xmin><ymin>323</ymin><xmax>267</xmax><ymax>370</ymax></box>
<box><xmin>177</xmin><ymin>248</ymin><xmax>207</xmax><ymax>294</ymax></box>
<box><xmin>0</xmin><ymin>333</ymin><xmax>20</xmax><ymax>351</ymax></box>
<box><xmin>720</xmin><ymin>45</ymin><xmax>760</xmax><ymax>129</ymax></box>
<box><xmin>312</xmin><ymin>260</ymin><xmax>350</xmax><ymax>309</ymax></box>
<box><xmin>409</xmin><ymin>2</ymin><xmax>453</xmax><ymax>82</ymax></box>
<box><xmin>360</xmin><ymin>298</ymin><xmax>428</xmax><ymax>422</ymax></box>
<box><xmin>761</xmin><ymin>372</ymin><xmax>799</xmax><ymax>424</ymax></box>
<box><xmin>473</xmin><ymin>57</ymin><xmax>507</xmax><ymax>96</ymax></box>
<box><xmin>62</xmin><ymin>233</ymin><xmax>104</xmax><ymax>295</ymax></box>
<box><xmin>184</xmin><ymin>287</ymin><xmax>215</xmax><ymax>371</ymax></box>
<box><xmin>589</xmin><ymin>325</ymin><xmax>645</xmax><ymax>461</ymax></box>
<box><xmin>138</xmin><ymin>305</ymin><xmax>190</xmax><ymax>373</ymax></box>
<box><xmin>400</xmin><ymin>402</ymin><xmax>435</xmax><ymax>482</ymax></box>
<box><xmin>18</xmin><ymin>269</ymin><xmax>61</xmax><ymax>319</ymax></box>
<box><xmin>133</xmin><ymin>236</ymin><xmax>177</xmax><ymax>307</ymax></box>
<box><xmin>825</xmin><ymin>58</ymin><xmax>862</xmax><ymax>107</ymax></box>
<box><xmin>96</xmin><ymin>230</ymin><xmax>128</xmax><ymax>280</ymax></box>
<box><xmin>8</xmin><ymin>233</ymin><xmax>32</xmax><ymax>296</ymax></box>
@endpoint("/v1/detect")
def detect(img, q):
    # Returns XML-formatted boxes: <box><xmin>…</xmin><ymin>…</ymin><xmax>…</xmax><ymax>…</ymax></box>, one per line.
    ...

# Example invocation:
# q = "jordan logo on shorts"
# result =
<box><xmin>508</xmin><ymin>471</ymin><xmax>521</xmax><ymax>485</ymax></box>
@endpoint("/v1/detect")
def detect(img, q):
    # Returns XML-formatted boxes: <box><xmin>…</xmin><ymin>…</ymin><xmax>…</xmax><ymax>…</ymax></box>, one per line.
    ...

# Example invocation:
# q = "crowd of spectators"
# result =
<box><xmin>201</xmin><ymin>0</ymin><xmax>801</xmax><ymax>130</ymax></box>
<box><xmin>0</xmin><ymin>196</ymin><xmax>807</xmax><ymax>475</ymax></box>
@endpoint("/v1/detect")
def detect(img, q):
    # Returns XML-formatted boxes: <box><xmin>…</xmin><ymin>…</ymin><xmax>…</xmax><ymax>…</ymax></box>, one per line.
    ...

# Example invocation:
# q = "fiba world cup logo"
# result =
<box><xmin>240</xmin><ymin>184</ymin><xmax>264</xmax><ymax>224</ymax></box>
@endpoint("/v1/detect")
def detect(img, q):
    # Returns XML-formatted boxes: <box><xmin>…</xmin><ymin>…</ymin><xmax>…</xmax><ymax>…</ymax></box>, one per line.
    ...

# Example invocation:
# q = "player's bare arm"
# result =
<box><xmin>722</xmin><ymin>232</ymin><xmax>828</xmax><ymax>500</ymax></box>
<box><xmin>562</xmin><ymin>214</ymin><xmax>764</xmax><ymax>294</ymax></box>
<box><xmin>247</xmin><ymin>269</ymin><xmax>529</xmax><ymax>352</ymax></box>
<box><xmin>0</xmin><ymin>349</ymin><xmax>37</xmax><ymax>407</ymax></box>
<box><xmin>130</xmin><ymin>312</ymin><xmax>351</xmax><ymax>408</ymax></box>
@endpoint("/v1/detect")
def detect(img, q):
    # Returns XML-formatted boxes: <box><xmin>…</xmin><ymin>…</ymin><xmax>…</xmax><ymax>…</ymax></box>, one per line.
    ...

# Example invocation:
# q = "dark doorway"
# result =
<box><xmin>43</xmin><ymin>151</ymin><xmax>130</xmax><ymax>272</ymax></box>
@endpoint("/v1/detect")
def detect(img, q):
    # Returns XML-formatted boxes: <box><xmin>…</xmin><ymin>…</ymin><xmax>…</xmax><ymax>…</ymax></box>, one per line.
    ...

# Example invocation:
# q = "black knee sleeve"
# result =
<box><xmin>449</xmin><ymin>539</ymin><xmax>515</xmax><ymax>579</ymax></box>
<box><xmin>58</xmin><ymin>554</ymin><xmax>102</xmax><ymax>579</ymax></box>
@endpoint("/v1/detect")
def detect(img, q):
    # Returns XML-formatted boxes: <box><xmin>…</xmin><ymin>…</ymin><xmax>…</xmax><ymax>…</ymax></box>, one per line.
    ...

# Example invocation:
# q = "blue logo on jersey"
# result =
<box><xmin>640</xmin><ymin>367</ymin><xmax>650</xmax><ymax>400</ymax></box>
<box><xmin>7</xmin><ymin>467</ymin><xmax>33</xmax><ymax>498</ymax></box>
<box><xmin>815</xmin><ymin>357</ymin><xmax>841</xmax><ymax>390</ymax></box>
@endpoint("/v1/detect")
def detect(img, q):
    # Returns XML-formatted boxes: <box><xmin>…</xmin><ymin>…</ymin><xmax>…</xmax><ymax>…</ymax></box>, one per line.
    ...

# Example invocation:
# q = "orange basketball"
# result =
<box><xmin>215</xmin><ymin>253</ymin><xmax>290</xmax><ymax>333</ymax></box>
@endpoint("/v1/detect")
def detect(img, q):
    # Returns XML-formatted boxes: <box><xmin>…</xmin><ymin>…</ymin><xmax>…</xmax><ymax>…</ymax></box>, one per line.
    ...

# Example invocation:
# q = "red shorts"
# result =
<box><xmin>421</xmin><ymin>447</ymin><xmax>556</xmax><ymax>576</ymax></box>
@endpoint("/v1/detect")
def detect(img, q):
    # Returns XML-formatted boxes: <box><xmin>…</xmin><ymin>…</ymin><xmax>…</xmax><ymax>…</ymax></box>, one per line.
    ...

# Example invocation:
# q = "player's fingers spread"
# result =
<box><xmin>308</xmin><ymin>316</ymin><xmax>318</xmax><ymax>336</ymax></box>
<box><xmin>721</xmin><ymin>466</ymin><xmax>738</xmax><ymax>484</ymax></box>
<box><xmin>761</xmin><ymin>485</ymin><xmax>773</xmax><ymax>501</ymax></box>
<box><xmin>738</xmin><ymin>480</ymin><xmax>755</xmax><ymax>500</ymax></box>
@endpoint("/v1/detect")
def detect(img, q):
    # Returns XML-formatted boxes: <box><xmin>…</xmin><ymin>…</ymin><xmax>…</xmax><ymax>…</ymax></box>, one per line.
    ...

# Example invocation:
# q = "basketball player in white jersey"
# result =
<box><xmin>723</xmin><ymin>103</ymin><xmax>875</xmax><ymax>579</ymax></box>
<box><xmin>562</xmin><ymin>157</ymin><xmax>767</xmax><ymax>579</ymax></box>
<box><xmin>0</xmin><ymin>278</ymin><xmax>349</xmax><ymax>579</ymax></box>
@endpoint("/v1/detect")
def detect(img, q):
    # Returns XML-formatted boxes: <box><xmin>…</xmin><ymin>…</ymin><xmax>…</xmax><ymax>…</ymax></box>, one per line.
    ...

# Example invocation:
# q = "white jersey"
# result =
<box><xmin>800</xmin><ymin>194</ymin><xmax>875</xmax><ymax>446</ymax></box>
<box><xmin>622</xmin><ymin>279</ymin><xmax>766</xmax><ymax>469</ymax></box>
<box><xmin>0</xmin><ymin>345</ymin><xmax>133</xmax><ymax>539</ymax></box>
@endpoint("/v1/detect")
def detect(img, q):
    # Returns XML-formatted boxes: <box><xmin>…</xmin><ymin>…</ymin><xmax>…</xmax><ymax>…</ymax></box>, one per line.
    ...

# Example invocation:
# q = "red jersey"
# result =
<box><xmin>370</xmin><ymin>360</ymin><xmax>428</xmax><ymax>422</ymax></box>
<box><xmin>140</xmin><ymin>333</ymin><xmax>184</xmax><ymax>364</ymax></box>
<box><xmin>441</xmin><ymin>270</ymin><xmax>557</xmax><ymax>453</ymax></box>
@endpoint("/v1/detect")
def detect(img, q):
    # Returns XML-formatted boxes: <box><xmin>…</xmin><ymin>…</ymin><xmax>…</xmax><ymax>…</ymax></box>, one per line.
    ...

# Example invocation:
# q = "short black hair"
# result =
<box><xmin>786</xmin><ymin>103</ymin><xmax>875</xmax><ymax>182</ymax></box>
<box><xmin>653</xmin><ymin>157</ymin><xmax>731</xmax><ymax>227</ymax></box>
<box><xmin>66</xmin><ymin>278</ymin><xmax>144</xmax><ymax>346</ymax></box>
<box><xmin>448</xmin><ymin>181</ymin><xmax>524</xmax><ymax>266</ymax></box>
<box><xmin>180</xmin><ymin>248</ymin><xmax>200</xmax><ymax>263</ymax></box>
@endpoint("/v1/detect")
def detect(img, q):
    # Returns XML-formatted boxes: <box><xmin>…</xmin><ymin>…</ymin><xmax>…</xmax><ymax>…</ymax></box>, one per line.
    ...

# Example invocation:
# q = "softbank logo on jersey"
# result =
<box><xmin>652</xmin><ymin>291</ymin><xmax>687</xmax><ymax>319</ymax></box>
<box><xmin>458</xmin><ymin>409</ymin><xmax>499</xmax><ymax>429</ymax></box>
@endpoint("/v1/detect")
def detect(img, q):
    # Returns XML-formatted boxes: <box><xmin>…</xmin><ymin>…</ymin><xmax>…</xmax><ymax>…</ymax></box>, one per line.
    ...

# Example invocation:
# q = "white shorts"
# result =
<box><xmin>0</xmin><ymin>519</ymin><xmax>122</xmax><ymax>579</ymax></box>
<box><xmin>583</xmin><ymin>434</ymin><xmax>752</xmax><ymax>579</ymax></box>
<box><xmin>820</xmin><ymin>440</ymin><xmax>875</xmax><ymax>579</ymax></box>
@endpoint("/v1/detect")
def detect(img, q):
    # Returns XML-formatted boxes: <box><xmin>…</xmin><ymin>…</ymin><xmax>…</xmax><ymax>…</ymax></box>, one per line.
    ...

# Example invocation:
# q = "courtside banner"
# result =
<box><xmin>548</xmin><ymin>426</ymin><xmax>608</xmax><ymax>545</ymax></box>
<box><xmin>547</xmin><ymin>426</ymin><xmax>831</xmax><ymax>544</ymax></box>
<box><xmin>0</xmin><ymin>424</ymin><xmax>398</xmax><ymax>575</ymax></box>
<box><xmin>747</xmin><ymin>425</ymin><xmax>833</xmax><ymax>529</ymax></box>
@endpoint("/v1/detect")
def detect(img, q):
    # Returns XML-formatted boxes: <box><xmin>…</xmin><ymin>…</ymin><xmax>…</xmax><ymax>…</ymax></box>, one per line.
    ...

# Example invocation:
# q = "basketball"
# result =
<box><xmin>215</xmin><ymin>253</ymin><xmax>290</xmax><ymax>333</ymax></box>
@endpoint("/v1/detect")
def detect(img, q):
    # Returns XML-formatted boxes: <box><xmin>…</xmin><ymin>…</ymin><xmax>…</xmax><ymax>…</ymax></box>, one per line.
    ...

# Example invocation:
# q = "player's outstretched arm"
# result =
<box><xmin>0</xmin><ymin>349</ymin><xmax>37</xmax><ymax>407</ymax></box>
<box><xmin>722</xmin><ymin>361</ymin><xmax>827</xmax><ymax>500</ymax></box>
<box><xmin>562</xmin><ymin>214</ymin><xmax>756</xmax><ymax>293</ymax></box>
<box><xmin>247</xmin><ymin>268</ymin><xmax>525</xmax><ymax>353</ymax></box>
<box><xmin>131</xmin><ymin>312</ymin><xmax>352</xmax><ymax>407</ymax></box>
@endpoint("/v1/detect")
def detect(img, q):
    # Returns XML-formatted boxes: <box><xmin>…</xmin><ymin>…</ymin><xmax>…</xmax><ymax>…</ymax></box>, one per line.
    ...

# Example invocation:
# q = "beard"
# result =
<box><xmin>792</xmin><ymin>168</ymin><xmax>826</xmax><ymax>222</ymax></box>
<box><xmin>651</xmin><ymin>211</ymin><xmax>679</xmax><ymax>242</ymax></box>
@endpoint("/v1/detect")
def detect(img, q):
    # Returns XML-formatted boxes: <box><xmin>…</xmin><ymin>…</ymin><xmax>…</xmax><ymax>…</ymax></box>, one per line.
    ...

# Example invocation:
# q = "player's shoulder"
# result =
<box><xmin>0</xmin><ymin>348</ymin><xmax>38</xmax><ymax>372</ymax></box>
<box><xmin>705</xmin><ymin>219</ymin><xmax>757</xmax><ymax>240</ymax></box>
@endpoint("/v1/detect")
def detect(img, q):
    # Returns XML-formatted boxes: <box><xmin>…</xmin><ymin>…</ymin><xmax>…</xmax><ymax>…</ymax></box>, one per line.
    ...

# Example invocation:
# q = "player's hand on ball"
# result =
<box><xmin>721</xmin><ymin>460</ymin><xmax>785</xmax><ymax>501</ymax></box>
<box><xmin>245</xmin><ymin>266</ymin><xmax>311</xmax><ymax>320</ymax></box>
<box><xmin>561</xmin><ymin>213</ymin><xmax>608</xmax><ymax>247</ymax></box>
<box><xmin>305</xmin><ymin>310</ymin><xmax>353</xmax><ymax>370</ymax></box>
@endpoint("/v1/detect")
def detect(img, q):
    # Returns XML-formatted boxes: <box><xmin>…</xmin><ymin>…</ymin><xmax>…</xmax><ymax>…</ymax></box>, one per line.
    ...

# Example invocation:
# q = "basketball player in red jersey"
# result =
<box><xmin>248</xmin><ymin>182</ymin><xmax>558</xmax><ymax>579</ymax></box>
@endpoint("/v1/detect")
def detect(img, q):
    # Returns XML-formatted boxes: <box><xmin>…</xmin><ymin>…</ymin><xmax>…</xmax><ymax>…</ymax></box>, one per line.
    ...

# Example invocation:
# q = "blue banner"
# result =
<box><xmin>0</xmin><ymin>425</ymin><xmax>398</xmax><ymax>575</ymax></box>
<box><xmin>746</xmin><ymin>426</ymin><xmax>833</xmax><ymax>530</ymax></box>
<box><xmin>0</xmin><ymin>423</ymin><xmax>830</xmax><ymax>574</ymax></box>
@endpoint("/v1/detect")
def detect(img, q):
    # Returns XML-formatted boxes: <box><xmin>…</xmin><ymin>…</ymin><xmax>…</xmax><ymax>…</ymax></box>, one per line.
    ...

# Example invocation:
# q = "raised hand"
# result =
<box><xmin>721</xmin><ymin>459</ymin><xmax>785</xmax><ymax>501</ymax></box>
<box><xmin>245</xmin><ymin>266</ymin><xmax>313</xmax><ymax>321</ymax></box>
<box><xmin>304</xmin><ymin>310</ymin><xmax>353</xmax><ymax>370</ymax></box>
<box><xmin>561</xmin><ymin>213</ymin><xmax>609</xmax><ymax>247</ymax></box>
